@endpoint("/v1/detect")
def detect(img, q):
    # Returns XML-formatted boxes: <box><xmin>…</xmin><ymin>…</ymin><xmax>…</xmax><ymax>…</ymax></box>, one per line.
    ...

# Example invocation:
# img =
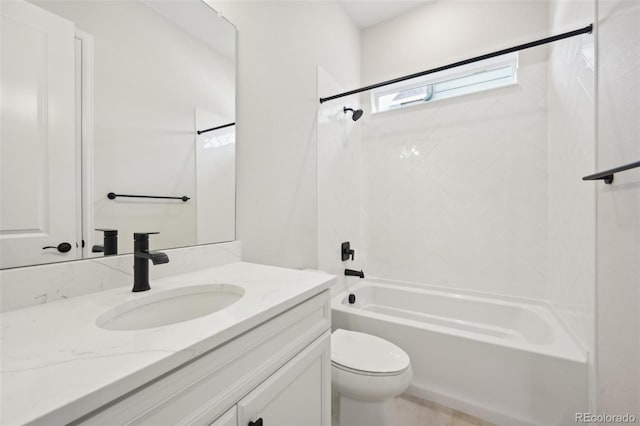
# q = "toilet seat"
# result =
<box><xmin>331</xmin><ymin>329</ymin><xmax>410</xmax><ymax>375</ymax></box>
<box><xmin>331</xmin><ymin>361</ymin><xmax>409</xmax><ymax>377</ymax></box>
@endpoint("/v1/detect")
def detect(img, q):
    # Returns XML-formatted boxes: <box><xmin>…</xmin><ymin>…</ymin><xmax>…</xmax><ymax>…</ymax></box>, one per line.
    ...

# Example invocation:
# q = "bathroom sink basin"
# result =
<box><xmin>96</xmin><ymin>284</ymin><xmax>244</xmax><ymax>330</ymax></box>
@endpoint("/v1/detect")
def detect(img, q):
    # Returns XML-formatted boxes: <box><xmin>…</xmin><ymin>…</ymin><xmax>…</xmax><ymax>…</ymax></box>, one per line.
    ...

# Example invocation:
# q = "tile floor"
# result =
<box><xmin>395</xmin><ymin>394</ymin><xmax>495</xmax><ymax>426</ymax></box>
<box><xmin>332</xmin><ymin>392</ymin><xmax>495</xmax><ymax>426</ymax></box>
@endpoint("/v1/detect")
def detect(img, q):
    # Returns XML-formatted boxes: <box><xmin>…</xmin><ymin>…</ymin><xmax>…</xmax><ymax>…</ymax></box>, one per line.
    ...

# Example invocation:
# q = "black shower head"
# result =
<box><xmin>343</xmin><ymin>107</ymin><xmax>364</xmax><ymax>122</ymax></box>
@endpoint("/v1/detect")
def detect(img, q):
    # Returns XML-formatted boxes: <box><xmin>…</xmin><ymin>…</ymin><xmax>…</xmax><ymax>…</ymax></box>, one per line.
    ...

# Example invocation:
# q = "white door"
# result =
<box><xmin>0</xmin><ymin>0</ymin><xmax>78</xmax><ymax>268</ymax></box>
<box><xmin>237</xmin><ymin>332</ymin><xmax>331</xmax><ymax>426</ymax></box>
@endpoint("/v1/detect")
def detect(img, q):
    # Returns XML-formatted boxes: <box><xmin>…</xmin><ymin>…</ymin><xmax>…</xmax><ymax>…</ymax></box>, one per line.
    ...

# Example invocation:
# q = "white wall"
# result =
<box><xmin>547</xmin><ymin>0</ymin><xmax>597</xmax><ymax>410</ymax></box>
<box><xmin>214</xmin><ymin>1</ymin><xmax>360</xmax><ymax>269</ymax></box>
<box><xmin>33</xmin><ymin>0</ymin><xmax>235</xmax><ymax>254</ymax></box>
<box><xmin>361</xmin><ymin>1</ymin><xmax>549</xmax><ymax>86</ymax></box>
<box><xmin>596</xmin><ymin>0</ymin><xmax>640</xmax><ymax>416</ymax></box>
<box><xmin>358</xmin><ymin>1</ymin><xmax>552</xmax><ymax>299</ymax></box>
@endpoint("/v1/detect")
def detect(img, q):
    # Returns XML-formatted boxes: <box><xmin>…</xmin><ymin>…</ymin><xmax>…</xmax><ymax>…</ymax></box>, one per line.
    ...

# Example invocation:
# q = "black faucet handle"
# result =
<box><xmin>96</xmin><ymin>228</ymin><xmax>118</xmax><ymax>235</ymax></box>
<box><xmin>134</xmin><ymin>232</ymin><xmax>160</xmax><ymax>242</ymax></box>
<box><xmin>134</xmin><ymin>232</ymin><xmax>159</xmax><ymax>238</ymax></box>
<box><xmin>95</xmin><ymin>229</ymin><xmax>118</xmax><ymax>255</ymax></box>
<box><xmin>341</xmin><ymin>241</ymin><xmax>355</xmax><ymax>261</ymax></box>
<box><xmin>133</xmin><ymin>232</ymin><xmax>159</xmax><ymax>255</ymax></box>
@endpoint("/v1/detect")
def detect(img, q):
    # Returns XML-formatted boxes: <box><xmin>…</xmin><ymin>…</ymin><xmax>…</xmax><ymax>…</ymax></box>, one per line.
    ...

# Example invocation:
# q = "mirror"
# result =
<box><xmin>0</xmin><ymin>0</ymin><xmax>236</xmax><ymax>269</ymax></box>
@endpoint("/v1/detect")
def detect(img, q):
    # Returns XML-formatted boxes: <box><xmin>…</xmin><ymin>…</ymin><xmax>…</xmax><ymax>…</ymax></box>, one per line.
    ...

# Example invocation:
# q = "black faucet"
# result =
<box><xmin>92</xmin><ymin>228</ymin><xmax>118</xmax><ymax>256</ymax></box>
<box><xmin>341</xmin><ymin>242</ymin><xmax>355</xmax><ymax>261</ymax></box>
<box><xmin>133</xmin><ymin>232</ymin><xmax>169</xmax><ymax>292</ymax></box>
<box><xmin>344</xmin><ymin>268</ymin><xmax>364</xmax><ymax>279</ymax></box>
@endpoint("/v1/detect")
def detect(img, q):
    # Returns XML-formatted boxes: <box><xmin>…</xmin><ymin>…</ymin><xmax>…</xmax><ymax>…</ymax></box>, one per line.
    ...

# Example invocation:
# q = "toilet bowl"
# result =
<box><xmin>331</xmin><ymin>329</ymin><xmax>412</xmax><ymax>426</ymax></box>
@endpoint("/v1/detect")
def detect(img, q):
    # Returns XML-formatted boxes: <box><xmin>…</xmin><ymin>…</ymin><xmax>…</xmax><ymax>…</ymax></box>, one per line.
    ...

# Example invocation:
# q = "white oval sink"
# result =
<box><xmin>97</xmin><ymin>284</ymin><xmax>244</xmax><ymax>331</ymax></box>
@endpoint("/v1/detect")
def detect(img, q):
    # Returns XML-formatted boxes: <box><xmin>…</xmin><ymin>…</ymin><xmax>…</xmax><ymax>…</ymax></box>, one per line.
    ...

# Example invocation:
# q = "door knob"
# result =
<box><xmin>42</xmin><ymin>242</ymin><xmax>72</xmax><ymax>253</ymax></box>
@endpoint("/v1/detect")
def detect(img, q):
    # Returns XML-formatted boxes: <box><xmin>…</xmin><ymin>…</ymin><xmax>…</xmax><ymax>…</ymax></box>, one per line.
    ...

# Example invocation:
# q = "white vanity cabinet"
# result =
<box><xmin>236</xmin><ymin>331</ymin><xmax>330</xmax><ymax>426</ymax></box>
<box><xmin>73</xmin><ymin>290</ymin><xmax>331</xmax><ymax>426</ymax></box>
<box><xmin>210</xmin><ymin>408</ymin><xmax>237</xmax><ymax>426</ymax></box>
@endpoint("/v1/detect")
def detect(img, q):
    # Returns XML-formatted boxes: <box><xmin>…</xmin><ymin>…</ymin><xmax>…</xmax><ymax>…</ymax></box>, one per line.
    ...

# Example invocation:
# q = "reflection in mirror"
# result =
<box><xmin>0</xmin><ymin>0</ymin><xmax>236</xmax><ymax>269</ymax></box>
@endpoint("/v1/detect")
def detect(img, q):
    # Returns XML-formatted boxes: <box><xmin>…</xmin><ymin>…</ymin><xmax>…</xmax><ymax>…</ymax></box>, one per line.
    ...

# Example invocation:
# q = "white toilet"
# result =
<box><xmin>331</xmin><ymin>329</ymin><xmax>412</xmax><ymax>426</ymax></box>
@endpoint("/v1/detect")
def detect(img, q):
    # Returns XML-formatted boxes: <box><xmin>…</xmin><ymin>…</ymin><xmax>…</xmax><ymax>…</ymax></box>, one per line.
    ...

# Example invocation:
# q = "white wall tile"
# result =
<box><xmin>547</xmin><ymin>0</ymin><xmax>597</xmax><ymax>410</ymax></box>
<box><xmin>317</xmin><ymin>68</ymin><xmax>364</xmax><ymax>292</ymax></box>
<box><xmin>360</xmin><ymin>61</ymin><xmax>550</xmax><ymax>299</ymax></box>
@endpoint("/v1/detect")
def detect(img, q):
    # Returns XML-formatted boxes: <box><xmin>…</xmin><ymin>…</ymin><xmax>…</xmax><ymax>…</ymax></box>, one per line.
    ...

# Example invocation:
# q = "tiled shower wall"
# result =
<box><xmin>360</xmin><ymin>58</ymin><xmax>550</xmax><ymax>299</ymax></box>
<box><xmin>317</xmin><ymin>67</ymin><xmax>363</xmax><ymax>290</ymax></box>
<box><xmin>547</xmin><ymin>0</ymin><xmax>596</xmax><ymax>367</ymax></box>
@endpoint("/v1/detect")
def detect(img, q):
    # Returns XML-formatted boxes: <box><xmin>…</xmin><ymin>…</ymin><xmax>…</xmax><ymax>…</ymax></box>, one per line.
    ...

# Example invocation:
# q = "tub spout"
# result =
<box><xmin>345</xmin><ymin>268</ymin><xmax>364</xmax><ymax>279</ymax></box>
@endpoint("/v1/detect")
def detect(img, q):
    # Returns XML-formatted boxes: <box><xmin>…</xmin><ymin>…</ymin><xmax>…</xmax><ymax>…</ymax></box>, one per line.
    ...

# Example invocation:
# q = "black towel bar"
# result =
<box><xmin>582</xmin><ymin>160</ymin><xmax>640</xmax><ymax>184</ymax></box>
<box><xmin>196</xmin><ymin>122</ymin><xmax>235</xmax><ymax>135</ymax></box>
<box><xmin>107</xmin><ymin>192</ymin><xmax>190</xmax><ymax>202</ymax></box>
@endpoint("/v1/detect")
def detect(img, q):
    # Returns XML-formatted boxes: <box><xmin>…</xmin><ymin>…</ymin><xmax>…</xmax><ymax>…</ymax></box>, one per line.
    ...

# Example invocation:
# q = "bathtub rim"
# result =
<box><xmin>332</xmin><ymin>277</ymin><xmax>587</xmax><ymax>363</ymax></box>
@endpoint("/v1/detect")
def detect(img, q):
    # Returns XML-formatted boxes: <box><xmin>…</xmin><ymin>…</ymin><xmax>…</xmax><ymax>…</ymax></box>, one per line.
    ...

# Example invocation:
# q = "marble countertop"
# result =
<box><xmin>0</xmin><ymin>262</ymin><xmax>335</xmax><ymax>425</ymax></box>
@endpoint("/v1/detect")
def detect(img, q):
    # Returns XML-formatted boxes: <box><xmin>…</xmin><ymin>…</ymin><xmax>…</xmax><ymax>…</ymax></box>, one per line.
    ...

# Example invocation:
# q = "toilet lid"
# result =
<box><xmin>331</xmin><ymin>329</ymin><xmax>410</xmax><ymax>374</ymax></box>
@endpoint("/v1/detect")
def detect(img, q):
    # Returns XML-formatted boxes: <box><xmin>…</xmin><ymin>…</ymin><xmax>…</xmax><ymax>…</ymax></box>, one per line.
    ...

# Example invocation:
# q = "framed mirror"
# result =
<box><xmin>0</xmin><ymin>0</ymin><xmax>236</xmax><ymax>269</ymax></box>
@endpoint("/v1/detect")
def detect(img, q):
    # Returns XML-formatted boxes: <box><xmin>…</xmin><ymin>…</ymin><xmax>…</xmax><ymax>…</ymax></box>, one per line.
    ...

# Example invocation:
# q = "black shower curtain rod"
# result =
<box><xmin>319</xmin><ymin>24</ymin><xmax>593</xmax><ymax>104</ymax></box>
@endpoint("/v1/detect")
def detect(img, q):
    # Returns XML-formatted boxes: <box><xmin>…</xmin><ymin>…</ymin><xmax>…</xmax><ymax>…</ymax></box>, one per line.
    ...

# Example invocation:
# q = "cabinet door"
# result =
<box><xmin>209</xmin><ymin>407</ymin><xmax>237</xmax><ymax>426</ymax></box>
<box><xmin>238</xmin><ymin>331</ymin><xmax>331</xmax><ymax>426</ymax></box>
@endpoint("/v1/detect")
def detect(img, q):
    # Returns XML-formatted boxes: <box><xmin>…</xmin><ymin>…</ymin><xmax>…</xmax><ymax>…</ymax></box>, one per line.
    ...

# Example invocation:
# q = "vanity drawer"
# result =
<box><xmin>73</xmin><ymin>290</ymin><xmax>330</xmax><ymax>426</ymax></box>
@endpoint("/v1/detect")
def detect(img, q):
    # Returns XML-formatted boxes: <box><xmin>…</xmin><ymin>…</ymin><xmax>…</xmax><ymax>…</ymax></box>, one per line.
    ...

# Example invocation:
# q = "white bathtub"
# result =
<box><xmin>331</xmin><ymin>278</ymin><xmax>588</xmax><ymax>426</ymax></box>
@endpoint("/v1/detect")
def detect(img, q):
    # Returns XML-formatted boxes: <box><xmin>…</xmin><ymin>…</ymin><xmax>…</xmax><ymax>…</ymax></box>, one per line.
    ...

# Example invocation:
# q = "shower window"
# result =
<box><xmin>371</xmin><ymin>53</ymin><xmax>518</xmax><ymax>113</ymax></box>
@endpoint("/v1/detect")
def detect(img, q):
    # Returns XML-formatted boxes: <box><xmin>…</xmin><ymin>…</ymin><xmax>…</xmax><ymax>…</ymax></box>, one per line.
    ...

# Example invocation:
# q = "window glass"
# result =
<box><xmin>371</xmin><ymin>53</ymin><xmax>518</xmax><ymax>113</ymax></box>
